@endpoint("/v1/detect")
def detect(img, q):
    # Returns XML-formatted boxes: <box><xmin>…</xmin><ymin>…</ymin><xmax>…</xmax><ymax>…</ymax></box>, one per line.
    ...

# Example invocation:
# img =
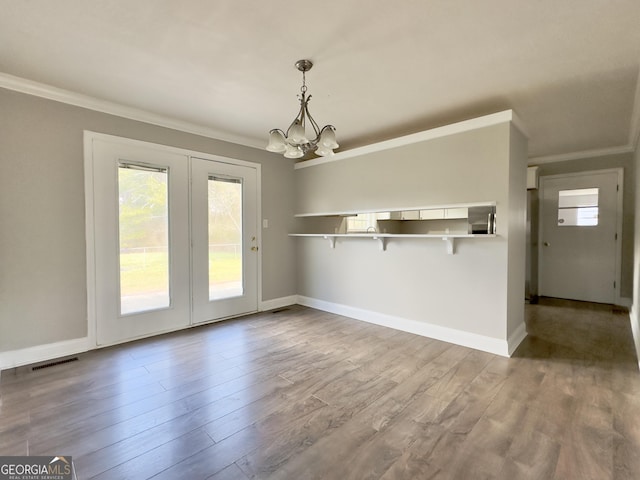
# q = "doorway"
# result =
<box><xmin>538</xmin><ymin>169</ymin><xmax>622</xmax><ymax>304</ymax></box>
<box><xmin>86</xmin><ymin>134</ymin><xmax>260</xmax><ymax>346</ymax></box>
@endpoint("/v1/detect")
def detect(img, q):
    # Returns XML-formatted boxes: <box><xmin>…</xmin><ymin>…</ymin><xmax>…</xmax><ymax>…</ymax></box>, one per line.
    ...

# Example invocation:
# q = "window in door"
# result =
<box><xmin>208</xmin><ymin>175</ymin><xmax>243</xmax><ymax>300</ymax></box>
<box><xmin>118</xmin><ymin>163</ymin><xmax>170</xmax><ymax>315</ymax></box>
<box><xmin>557</xmin><ymin>187</ymin><xmax>599</xmax><ymax>227</ymax></box>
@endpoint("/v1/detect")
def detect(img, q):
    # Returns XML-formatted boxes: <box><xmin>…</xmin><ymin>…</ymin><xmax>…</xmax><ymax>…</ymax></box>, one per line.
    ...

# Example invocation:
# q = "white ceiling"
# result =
<box><xmin>1</xmin><ymin>0</ymin><xmax>640</xmax><ymax>161</ymax></box>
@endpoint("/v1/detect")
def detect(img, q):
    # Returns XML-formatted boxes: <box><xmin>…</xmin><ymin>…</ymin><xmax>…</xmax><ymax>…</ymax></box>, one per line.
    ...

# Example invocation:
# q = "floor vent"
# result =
<box><xmin>32</xmin><ymin>357</ymin><xmax>79</xmax><ymax>371</ymax></box>
<box><xmin>272</xmin><ymin>308</ymin><xmax>291</xmax><ymax>314</ymax></box>
<box><xmin>612</xmin><ymin>305</ymin><xmax>629</xmax><ymax>314</ymax></box>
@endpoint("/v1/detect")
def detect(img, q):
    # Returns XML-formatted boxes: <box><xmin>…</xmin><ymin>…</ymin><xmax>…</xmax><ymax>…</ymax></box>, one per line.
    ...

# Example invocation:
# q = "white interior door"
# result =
<box><xmin>89</xmin><ymin>136</ymin><xmax>260</xmax><ymax>346</ymax></box>
<box><xmin>191</xmin><ymin>158</ymin><xmax>258</xmax><ymax>323</ymax></box>
<box><xmin>538</xmin><ymin>170</ymin><xmax>621</xmax><ymax>304</ymax></box>
<box><xmin>92</xmin><ymin>139</ymin><xmax>191</xmax><ymax>345</ymax></box>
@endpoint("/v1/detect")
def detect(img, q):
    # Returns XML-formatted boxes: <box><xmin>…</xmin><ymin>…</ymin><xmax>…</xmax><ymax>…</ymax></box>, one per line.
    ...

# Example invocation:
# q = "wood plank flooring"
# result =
<box><xmin>1</xmin><ymin>299</ymin><xmax>639</xmax><ymax>479</ymax></box>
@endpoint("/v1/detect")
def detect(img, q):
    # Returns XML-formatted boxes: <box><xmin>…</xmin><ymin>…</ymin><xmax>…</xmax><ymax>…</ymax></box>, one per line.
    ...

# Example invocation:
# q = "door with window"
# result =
<box><xmin>191</xmin><ymin>157</ymin><xmax>258</xmax><ymax>323</ymax></box>
<box><xmin>538</xmin><ymin>170</ymin><xmax>621</xmax><ymax>304</ymax></box>
<box><xmin>90</xmin><ymin>137</ymin><xmax>259</xmax><ymax>346</ymax></box>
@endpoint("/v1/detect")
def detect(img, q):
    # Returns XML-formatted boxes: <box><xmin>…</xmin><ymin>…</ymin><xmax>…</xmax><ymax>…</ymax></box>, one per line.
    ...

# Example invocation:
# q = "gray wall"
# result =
<box><xmin>632</xmin><ymin>145</ymin><xmax>640</xmax><ymax>362</ymax></box>
<box><xmin>295</xmin><ymin>122</ymin><xmax>527</xmax><ymax>344</ymax></box>
<box><xmin>507</xmin><ymin>124</ymin><xmax>528</xmax><ymax>339</ymax></box>
<box><xmin>295</xmin><ymin>126</ymin><xmax>511</xmax><ymax>214</ymax></box>
<box><xmin>530</xmin><ymin>152</ymin><xmax>635</xmax><ymax>300</ymax></box>
<box><xmin>0</xmin><ymin>88</ymin><xmax>297</xmax><ymax>352</ymax></box>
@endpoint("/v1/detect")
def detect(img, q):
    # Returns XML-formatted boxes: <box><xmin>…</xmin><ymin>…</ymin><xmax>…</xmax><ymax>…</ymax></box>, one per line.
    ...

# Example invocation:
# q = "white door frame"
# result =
<box><xmin>84</xmin><ymin>131</ymin><xmax>262</xmax><ymax>347</ymax></box>
<box><xmin>537</xmin><ymin>168</ymin><xmax>623</xmax><ymax>305</ymax></box>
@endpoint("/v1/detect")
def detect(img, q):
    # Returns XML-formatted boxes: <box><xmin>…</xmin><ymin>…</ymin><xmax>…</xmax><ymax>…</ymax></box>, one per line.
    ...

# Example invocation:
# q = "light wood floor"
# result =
<box><xmin>1</xmin><ymin>299</ymin><xmax>639</xmax><ymax>479</ymax></box>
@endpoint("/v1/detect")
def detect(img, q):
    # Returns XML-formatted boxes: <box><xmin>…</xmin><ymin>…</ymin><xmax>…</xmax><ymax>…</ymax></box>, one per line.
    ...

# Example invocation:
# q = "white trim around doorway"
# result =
<box><xmin>83</xmin><ymin>131</ymin><xmax>263</xmax><ymax>349</ymax></box>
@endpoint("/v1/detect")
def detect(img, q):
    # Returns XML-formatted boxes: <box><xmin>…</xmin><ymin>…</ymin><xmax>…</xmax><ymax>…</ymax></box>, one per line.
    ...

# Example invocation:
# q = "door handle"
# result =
<box><xmin>543</xmin><ymin>242</ymin><xmax>550</xmax><ymax>247</ymax></box>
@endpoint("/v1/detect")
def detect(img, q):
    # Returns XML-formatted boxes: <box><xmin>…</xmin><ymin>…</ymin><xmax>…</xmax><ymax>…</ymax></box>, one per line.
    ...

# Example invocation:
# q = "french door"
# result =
<box><xmin>191</xmin><ymin>157</ymin><xmax>258</xmax><ymax>324</ymax></box>
<box><xmin>89</xmin><ymin>136</ymin><xmax>259</xmax><ymax>346</ymax></box>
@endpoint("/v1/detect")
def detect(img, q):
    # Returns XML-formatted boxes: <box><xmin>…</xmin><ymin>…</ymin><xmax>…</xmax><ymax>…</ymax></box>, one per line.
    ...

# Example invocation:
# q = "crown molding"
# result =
<box><xmin>528</xmin><ymin>144</ymin><xmax>635</xmax><ymax>165</ymax></box>
<box><xmin>0</xmin><ymin>72</ymin><xmax>264</xmax><ymax>149</ymax></box>
<box><xmin>3</xmin><ymin>71</ymin><xmax>636</xmax><ymax>164</ymax></box>
<box><xmin>296</xmin><ymin>110</ymin><xmax>524</xmax><ymax>170</ymax></box>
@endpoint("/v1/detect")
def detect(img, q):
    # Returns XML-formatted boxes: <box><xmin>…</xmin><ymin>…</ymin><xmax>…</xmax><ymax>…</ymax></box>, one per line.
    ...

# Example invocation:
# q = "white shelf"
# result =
<box><xmin>289</xmin><ymin>233</ymin><xmax>496</xmax><ymax>254</ymax></box>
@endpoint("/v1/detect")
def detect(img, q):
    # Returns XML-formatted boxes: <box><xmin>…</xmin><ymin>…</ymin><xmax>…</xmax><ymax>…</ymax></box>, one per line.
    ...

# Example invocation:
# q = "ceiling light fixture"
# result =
<box><xmin>267</xmin><ymin>59</ymin><xmax>338</xmax><ymax>159</ymax></box>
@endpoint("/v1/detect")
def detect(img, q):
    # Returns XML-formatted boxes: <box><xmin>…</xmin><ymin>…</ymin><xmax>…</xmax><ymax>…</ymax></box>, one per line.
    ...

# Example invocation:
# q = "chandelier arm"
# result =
<box><xmin>304</xmin><ymin>100</ymin><xmax>322</xmax><ymax>144</ymax></box>
<box><xmin>285</xmin><ymin>100</ymin><xmax>306</xmax><ymax>137</ymax></box>
<box><xmin>299</xmin><ymin>93</ymin><xmax>307</xmax><ymax>127</ymax></box>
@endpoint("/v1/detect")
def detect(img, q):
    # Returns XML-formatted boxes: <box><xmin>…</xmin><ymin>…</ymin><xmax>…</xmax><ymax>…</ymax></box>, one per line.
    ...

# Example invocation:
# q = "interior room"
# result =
<box><xmin>1</xmin><ymin>1</ymin><xmax>640</xmax><ymax>479</ymax></box>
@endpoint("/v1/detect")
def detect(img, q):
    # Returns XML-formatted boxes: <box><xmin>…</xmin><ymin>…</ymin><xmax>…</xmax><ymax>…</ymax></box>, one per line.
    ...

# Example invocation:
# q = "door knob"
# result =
<box><xmin>543</xmin><ymin>242</ymin><xmax>550</xmax><ymax>247</ymax></box>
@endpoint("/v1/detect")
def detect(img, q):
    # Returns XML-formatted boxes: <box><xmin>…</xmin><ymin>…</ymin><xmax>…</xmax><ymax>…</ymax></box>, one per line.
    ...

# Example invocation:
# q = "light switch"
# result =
<box><xmin>263</xmin><ymin>219</ymin><xmax>269</xmax><ymax>228</ymax></box>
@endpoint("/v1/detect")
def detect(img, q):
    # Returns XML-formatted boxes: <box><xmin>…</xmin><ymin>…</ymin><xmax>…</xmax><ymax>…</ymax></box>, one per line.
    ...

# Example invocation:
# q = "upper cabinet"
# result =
<box><xmin>390</xmin><ymin>210</ymin><xmax>421</xmax><ymax>220</ymax></box>
<box><xmin>417</xmin><ymin>207</ymin><xmax>468</xmax><ymax>220</ymax></box>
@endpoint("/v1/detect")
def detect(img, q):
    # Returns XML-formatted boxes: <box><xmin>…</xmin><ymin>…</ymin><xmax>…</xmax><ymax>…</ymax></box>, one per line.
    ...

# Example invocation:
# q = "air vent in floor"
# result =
<box><xmin>271</xmin><ymin>308</ymin><xmax>291</xmax><ymax>314</ymax></box>
<box><xmin>32</xmin><ymin>357</ymin><xmax>79</xmax><ymax>371</ymax></box>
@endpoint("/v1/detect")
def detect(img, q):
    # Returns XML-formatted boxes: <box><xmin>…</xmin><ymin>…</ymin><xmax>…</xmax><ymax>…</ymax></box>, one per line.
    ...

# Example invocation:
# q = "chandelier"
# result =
<box><xmin>266</xmin><ymin>59</ymin><xmax>338</xmax><ymax>159</ymax></box>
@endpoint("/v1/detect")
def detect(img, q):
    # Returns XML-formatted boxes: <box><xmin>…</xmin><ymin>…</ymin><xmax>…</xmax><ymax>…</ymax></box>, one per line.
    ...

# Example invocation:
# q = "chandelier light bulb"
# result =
<box><xmin>266</xmin><ymin>59</ymin><xmax>337</xmax><ymax>160</ymax></box>
<box><xmin>320</xmin><ymin>126</ymin><xmax>339</xmax><ymax>149</ymax></box>
<box><xmin>266</xmin><ymin>130</ymin><xmax>286</xmax><ymax>153</ymax></box>
<box><xmin>288</xmin><ymin>120</ymin><xmax>308</xmax><ymax>145</ymax></box>
<box><xmin>315</xmin><ymin>145</ymin><xmax>335</xmax><ymax>157</ymax></box>
<box><xmin>284</xmin><ymin>143</ymin><xmax>304</xmax><ymax>159</ymax></box>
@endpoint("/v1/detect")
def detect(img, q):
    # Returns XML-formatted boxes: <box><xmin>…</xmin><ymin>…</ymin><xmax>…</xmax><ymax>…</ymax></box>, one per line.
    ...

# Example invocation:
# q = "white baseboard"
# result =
<box><xmin>630</xmin><ymin>306</ymin><xmax>640</xmax><ymax>370</ymax></box>
<box><xmin>260</xmin><ymin>295</ymin><xmax>298</xmax><ymax>312</ymax></box>
<box><xmin>0</xmin><ymin>337</ymin><xmax>92</xmax><ymax>371</ymax></box>
<box><xmin>507</xmin><ymin>322</ymin><xmax>528</xmax><ymax>356</ymax></box>
<box><xmin>0</xmin><ymin>294</ymin><xmax>296</xmax><ymax>371</ymax></box>
<box><xmin>0</xmin><ymin>294</ymin><xmax>525</xmax><ymax>370</ymax></box>
<box><xmin>297</xmin><ymin>295</ymin><xmax>513</xmax><ymax>357</ymax></box>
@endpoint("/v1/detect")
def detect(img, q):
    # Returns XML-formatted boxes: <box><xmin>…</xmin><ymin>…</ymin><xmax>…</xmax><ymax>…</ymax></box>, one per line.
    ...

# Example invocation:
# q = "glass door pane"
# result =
<box><xmin>557</xmin><ymin>187</ymin><xmax>599</xmax><ymax>226</ymax></box>
<box><xmin>208</xmin><ymin>176</ymin><xmax>243</xmax><ymax>300</ymax></box>
<box><xmin>118</xmin><ymin>164</ymin><xmax>170</xmax><ymax>314</ymax></box>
